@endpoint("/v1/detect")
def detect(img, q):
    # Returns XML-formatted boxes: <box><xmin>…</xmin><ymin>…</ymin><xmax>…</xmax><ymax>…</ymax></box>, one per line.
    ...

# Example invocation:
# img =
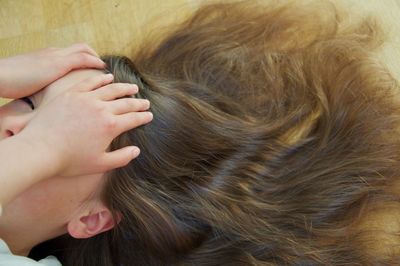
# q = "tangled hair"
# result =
<box><xmin>35</xmin><ymin>0</ymin><xmax>400</xmax><ymax>265</ymax></box>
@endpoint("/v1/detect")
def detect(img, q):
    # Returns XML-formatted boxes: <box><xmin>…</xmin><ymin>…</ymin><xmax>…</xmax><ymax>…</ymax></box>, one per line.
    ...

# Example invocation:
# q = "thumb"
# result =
<box><xmin>101</xmin><ymin>146</ymin><xmax>141</xmax><ymax>171</ymax></box>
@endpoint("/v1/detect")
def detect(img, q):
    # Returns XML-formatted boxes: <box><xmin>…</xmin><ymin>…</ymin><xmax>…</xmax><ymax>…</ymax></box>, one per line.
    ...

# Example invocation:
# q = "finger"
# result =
<box><xmin>115</xmin><ymin>111</ymin><xmax>153</xmax><ymax>133</ymax></box>
<box><xmin>67</xmin><ymin>53</ymin><xmax>106</xmax><ymax>70</ymax></box>
<box><xmin>94</xmin><ymin>83</ymin><xmax>138</xmax><ymax>101</ymax></box>
<box><xmin>65</xmin><ymin>42</ymin><xmax>100</xmax><ymax>57</ymax></box>
<box><xmin>76</xmin><ymin>73</ymin><xmax>114</xmax><ymax>92</ymax></box>
<box><xmin>101</xmin><ymin>146</ymin><xmax>140</xmax><ymax>170</ymax></box>
<box><xmin>109</xmin><ymin>98</ymin><xmax>150</xmax><ymax>115</ymax></box>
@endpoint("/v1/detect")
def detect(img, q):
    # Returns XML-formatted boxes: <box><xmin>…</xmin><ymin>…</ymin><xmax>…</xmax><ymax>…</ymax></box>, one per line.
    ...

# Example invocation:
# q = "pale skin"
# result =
<box><xmin>0</xmin><ymin>42</ymin><xmax>104</xmax><ymax>99</ymax></box>
<box><xmin>0</xmin><ymin>44</ymin><xmax>152</xmax><ymax>256</ymax></box>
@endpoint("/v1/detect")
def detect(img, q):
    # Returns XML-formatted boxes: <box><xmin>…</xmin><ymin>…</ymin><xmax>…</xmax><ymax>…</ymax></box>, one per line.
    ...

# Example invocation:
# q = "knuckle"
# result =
<box><xmin>123</xmin><ymin>99</ymin><xmax>132</xmax><ymax>108</ymax></box>
<box><xmin>136</xmin><ymin>112</ymin><xmax>152</xmax><ymax>124</ymax></box>
<box><xmin>104</xmin><ymin>117</ymin><xmax>117</xmax><ymax>131</ymax></box>
<box><xmin>94</xmin><ymin>102</ymin><xmax>106</xmax><ymax>112</ymax></box>
<box><xmin>77</xmin><ymin>53</ymin><xmax>90</xmax><ymax>62</ymax></box>
<box><xmin>110</xmin><ymin>83</ymin><xmax>124</xmax><ymax>92</ymax></box>
<box><xmin>134</xmin><ymin>99</ymin><xmax>147</xmax><ymax>109</ymax></box>
<box><xmin>112</xmin><ymin>82</ymin><xmax>125</xmax><ymax>88</ymax></box>
<box><xmin>102</xmin><ymin>73</ymin><xmax>113</xmax><ymax>82</ymax></box>
<box><xmin>110</xmin><ymin>83</ymin><xmax>127</xmax><ymax>93</ymax></box>
<box><xmin>125</xmin><ymin>84</ymin><xmax>136</xmax><ymax>94</ymax></box>
<box><xmin>95</xmin><ymin>75</ymin><xmax>106</xmax><ymax>83</ymax></box>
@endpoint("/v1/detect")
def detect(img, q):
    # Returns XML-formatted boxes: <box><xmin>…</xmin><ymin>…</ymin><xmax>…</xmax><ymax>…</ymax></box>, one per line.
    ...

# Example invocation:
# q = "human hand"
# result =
<box><xmin>18</xmin><ymin>73</ymin><xmax>153</xmax><ymax>177</ymax></box>
<box><xmin>0</xmin><ymin>43</ymin><xmax>106</xmax><ymax>99</ymax></box>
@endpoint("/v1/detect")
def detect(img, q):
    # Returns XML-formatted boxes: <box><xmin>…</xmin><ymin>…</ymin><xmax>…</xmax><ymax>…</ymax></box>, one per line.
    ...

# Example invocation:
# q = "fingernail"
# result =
<box><xmin>131</xmin><ymin>147</ymin><xmax>140</xmax><ymax>157</ymax></box>
<box><xmin>132</xmin><ymin>84</ymin><xmax>139</xmax><ymax>93</ymax></box>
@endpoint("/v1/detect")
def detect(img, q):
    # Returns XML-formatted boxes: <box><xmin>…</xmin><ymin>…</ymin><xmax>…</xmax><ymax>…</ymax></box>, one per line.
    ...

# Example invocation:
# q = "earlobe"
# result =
<box><xmin>67</xmin><ymin>209</ymin><xmax>120</xmax><ymax>239</ymax></box>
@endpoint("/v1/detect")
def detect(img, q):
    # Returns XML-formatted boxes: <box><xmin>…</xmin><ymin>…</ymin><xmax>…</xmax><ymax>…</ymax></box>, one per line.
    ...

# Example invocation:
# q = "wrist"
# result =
<box><xmin>0</xmin><ymin>134</ymin><xmax>64</xmax><ymax>205</ymax></box>
<box><xmin>15</xmin><ymin>132</ymin><xmax>65</xmax><ymax>179</ymax></box>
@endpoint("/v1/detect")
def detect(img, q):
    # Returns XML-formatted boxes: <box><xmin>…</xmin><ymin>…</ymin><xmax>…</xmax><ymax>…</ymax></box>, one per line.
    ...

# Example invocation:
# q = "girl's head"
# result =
<box><xmin>27</xmin><ymin>0</ymin><xmax>400</xmax><ymax>265</ymax></box>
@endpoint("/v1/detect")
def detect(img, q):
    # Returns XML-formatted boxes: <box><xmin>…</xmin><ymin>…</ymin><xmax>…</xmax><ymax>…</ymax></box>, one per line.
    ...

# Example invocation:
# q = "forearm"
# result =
<box><xmin>0</xmin><ymin>136</ymin><xmax>60</xmax><ymax>206</ymax></box>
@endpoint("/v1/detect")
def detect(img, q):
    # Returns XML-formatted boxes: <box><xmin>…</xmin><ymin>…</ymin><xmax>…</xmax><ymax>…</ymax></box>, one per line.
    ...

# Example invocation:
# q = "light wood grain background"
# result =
<box><xmin>0</xmin><ymin>0</ymin><xmax>199</xmax><ymax>56</ymax></box>
<box><xmin>1</xmin><ymin>1</ymin><xmax>400</xmax><ymax>55</ymax></box>
<box><xmin>0</xmin><ymin>0</ymin><xmax>201</xmax><ymax>104</ymax></box>
<box><xmin>1</xmin><ymin>0</ymin><xmax>400</xmax><ymax>104</ymax></box>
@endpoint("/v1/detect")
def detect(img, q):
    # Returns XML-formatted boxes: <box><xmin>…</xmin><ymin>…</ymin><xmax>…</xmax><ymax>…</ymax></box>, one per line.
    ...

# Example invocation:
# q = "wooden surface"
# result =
<box><xmin>1</xmin><ymin>0</ymin><xmax>400</xmax><ymax>105</ymax></box>
<box><xmin>1</xmin><ymin>1</ymin><xmax>400</xmax><ymax>54</ymax></box>
<box><xmin>0</xmin><ymin>0</ymin><xmax>399</xmax><ymax>101</ymax></box>
<box><xmin>0</xmin><ymin>0</ymin><xmax>198</xmax><ymax>56</ymax></box>
<box><xmin>0</xmin><ymin>0</ymin><xmax>200</xmax><ymax>104</ymax></box>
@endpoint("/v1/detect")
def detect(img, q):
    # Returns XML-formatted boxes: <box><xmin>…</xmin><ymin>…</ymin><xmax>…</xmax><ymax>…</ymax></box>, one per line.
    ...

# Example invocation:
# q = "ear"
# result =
<box><xmin>67</xmin><ymin>206</ymin><xmax>121</xmax><ymax>239</ymax></box>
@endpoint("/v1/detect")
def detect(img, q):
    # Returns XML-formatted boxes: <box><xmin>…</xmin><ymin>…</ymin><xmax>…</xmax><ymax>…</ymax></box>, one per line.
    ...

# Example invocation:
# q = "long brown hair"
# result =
<box><xmin>37</xmin><ymin>0</ymin><xmax>400</xmax><ymax>265</ymax></box>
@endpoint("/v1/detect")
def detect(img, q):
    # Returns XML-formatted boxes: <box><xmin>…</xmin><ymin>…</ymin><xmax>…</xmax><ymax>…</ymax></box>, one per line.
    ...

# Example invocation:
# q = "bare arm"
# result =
<box><xmin>0</xmin><ymin>135</ymin><xmax>60</xmax><ymax>207</ymax></box>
